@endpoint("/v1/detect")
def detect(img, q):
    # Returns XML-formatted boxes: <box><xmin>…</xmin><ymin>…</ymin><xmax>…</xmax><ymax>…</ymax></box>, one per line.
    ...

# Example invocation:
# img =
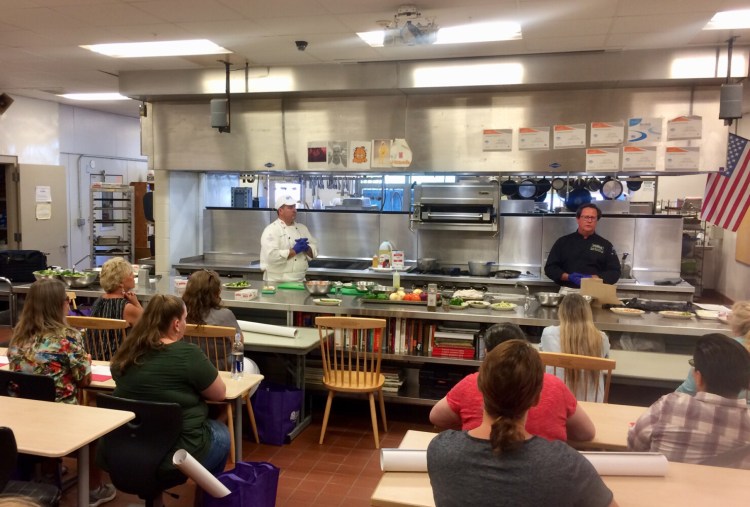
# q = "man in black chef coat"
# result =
<box><xmin>544</xmin><ymin>203</ymin><xmax>621</xmax><ymax>288</ymax></box>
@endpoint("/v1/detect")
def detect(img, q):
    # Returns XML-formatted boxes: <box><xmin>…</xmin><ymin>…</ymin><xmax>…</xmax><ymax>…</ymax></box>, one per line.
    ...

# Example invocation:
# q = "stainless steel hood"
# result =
<box><xmin>120</xmin><ymin>47</ymin><xmax>746</xmax><ymax>100</ymax></box>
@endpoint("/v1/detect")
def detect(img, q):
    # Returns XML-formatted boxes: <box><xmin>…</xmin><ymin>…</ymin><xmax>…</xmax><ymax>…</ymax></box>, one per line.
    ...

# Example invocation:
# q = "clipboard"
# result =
<box><xmin>580</xmin><ymin>278</ymin><xmax>621</xmax><ymax>306</ymax></box>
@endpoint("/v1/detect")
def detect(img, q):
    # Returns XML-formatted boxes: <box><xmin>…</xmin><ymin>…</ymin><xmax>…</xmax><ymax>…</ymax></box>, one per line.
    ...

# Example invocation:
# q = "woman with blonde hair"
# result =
<box><xmin>427</xmin><ymin>340</ymin><xmax>616</xmax><ymax>507</ymax></box>
<box><xmin>540</xmin><ymin>293</ymin><xmax>610</xmax><ymax>402</ymax></box>
<box><xmin>91</xmin><ymin>256</ymin><xmax>143</xmax><ymax>328</ymax></box>
<box><xmin>676</xmin><ymin>300</ymin><xmax>750</xmax><ymax>401</ymax></box>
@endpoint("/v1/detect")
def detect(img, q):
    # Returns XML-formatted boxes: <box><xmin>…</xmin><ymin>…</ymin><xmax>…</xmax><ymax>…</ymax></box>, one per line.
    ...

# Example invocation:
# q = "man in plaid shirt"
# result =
<box><xmin>627</xmin><ymin>333</ymin><xmax>750</xmax><ymax>467</ymax></box>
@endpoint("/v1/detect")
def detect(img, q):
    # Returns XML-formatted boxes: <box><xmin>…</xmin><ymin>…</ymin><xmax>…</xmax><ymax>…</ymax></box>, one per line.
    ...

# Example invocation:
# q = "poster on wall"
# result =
<box><xmin>518</xmin><ymin>126</ymin><xmax>550</xmax><ymax>150</ymax></box>
<box><xmin>667</xmin><ymin>115</ymin><xmax>702</xmax><ymax>140</ymax></box>
<box><xmin>586</xmin><ymin>148</ymin><xmax>620</xmax><ymax>172</ymax></box>
<box><xmin>665</xmin><ymin>146</ymin><xmax>700</xmax><ymax>170</ymax></box>
<box><xmin>627</xmin><ymin>117</ymin><xmax>662</xmax><ymax>144</ymax></box>
<box><xmin>372</xmin><ymin>139</ymin><xmax>392</xmax><ymax>168</ymax></box>
<box><xmin>622</xmin><ymin>146</ymin><xmax>657</xmax><ymax>171</ymax></box>
<box><xmin>327</xmin><ymin>140</ymin><xmax>348</xmax><ymax>169</ymax></box>
<box><xmin>590</xmin><ymin>121</ymin><xmax>624</xmax><ymax>146</ymax></box>
<box><xmin>553</xmin><ymin>124</ymin><xmax>587</xmax><ymax>149</ymax></box>
<box><xmin>348</xmin><ymin>141</ymin><xmax>371</xmax><ymax>169</ymax></box>
<box><xmin>482</xmin><ymin>129</ymin><xmax>512</xmax><ymax>151</ymax></box>
<box><xmin>307</xmin><ymin>141</ymin><xmax>328</xmax><ymax>169</ymax></box>
<box><xmin>390</xmin><ymin>138</ymin><xmax>412</xmax><ymax>168</ymax></box>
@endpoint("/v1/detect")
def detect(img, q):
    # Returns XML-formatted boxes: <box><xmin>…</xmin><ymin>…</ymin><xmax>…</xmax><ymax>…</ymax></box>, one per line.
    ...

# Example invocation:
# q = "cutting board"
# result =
<box><xmin>580</xmin><ymin>278</ymin><xmax>621</xmax><ymax>306</ymax></box>
<box><xmin>277</xmin><ymin>282</ymin><xmax>306</xmax><ymax>290</ymax></box>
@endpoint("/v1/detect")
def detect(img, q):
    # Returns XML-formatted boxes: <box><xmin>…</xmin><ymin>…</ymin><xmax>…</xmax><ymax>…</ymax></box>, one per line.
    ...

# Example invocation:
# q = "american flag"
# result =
<box><xmin>701</xmin><ymin>133</ymin><xmax>750</xmax><ymax>232</ymax></box>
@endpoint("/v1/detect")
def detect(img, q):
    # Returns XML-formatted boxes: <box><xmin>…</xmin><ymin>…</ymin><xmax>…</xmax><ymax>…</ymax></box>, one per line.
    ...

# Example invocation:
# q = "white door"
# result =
<box><xmin>15</xmin><ymin>164</ymin><xmax>69</xmax><ymax>267</ymax></box>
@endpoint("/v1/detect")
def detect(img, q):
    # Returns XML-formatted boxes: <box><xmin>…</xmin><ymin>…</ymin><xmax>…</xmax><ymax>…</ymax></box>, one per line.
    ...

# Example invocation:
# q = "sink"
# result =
<box><xmin>308</xmin><ymin>258</ymin><xmax>372</xmax><ymax>270</ymax></box>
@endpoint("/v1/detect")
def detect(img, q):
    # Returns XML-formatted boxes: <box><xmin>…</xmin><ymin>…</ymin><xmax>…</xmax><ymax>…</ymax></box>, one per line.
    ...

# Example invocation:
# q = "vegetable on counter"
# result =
<box><xmin>449</xmin><ymin>297</ymin><xmax>464</xmax><ymax>306</ymax></box>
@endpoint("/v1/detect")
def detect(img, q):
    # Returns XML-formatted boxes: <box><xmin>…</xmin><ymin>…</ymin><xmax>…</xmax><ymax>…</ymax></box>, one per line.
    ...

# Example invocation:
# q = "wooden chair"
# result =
<box><xmin>183</xmin><ymin>324</ymin><xmax>259</xmax><ymax>462</ymax></box>
<box><xmin>66</xmin><ymin>315</ymin><xmax>128</xmax><ymax>361</ymax></box>
<box><xmin>315</xmin><ymin>316</ymin><xmax>388</xmax><ymax>448</ymax></box>
<box><xmin>539</xmin><ymin>351</ymin><xmax>616</xmax><ymax>403</ymax></box>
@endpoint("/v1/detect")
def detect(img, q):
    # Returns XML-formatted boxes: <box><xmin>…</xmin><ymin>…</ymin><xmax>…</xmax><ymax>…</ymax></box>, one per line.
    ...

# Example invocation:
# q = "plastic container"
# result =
<box><xmin>378</xmin><ymin>241</ymin><xmax>393</xmax><ymax>269</ymax></box>
<box><xmin>231</xmin><ymin>332</ymin><xmax>244</xmax><ymax>379</ymax></box>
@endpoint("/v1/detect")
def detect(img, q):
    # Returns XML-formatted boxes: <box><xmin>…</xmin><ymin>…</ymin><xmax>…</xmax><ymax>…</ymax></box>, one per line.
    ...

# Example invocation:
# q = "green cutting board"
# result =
<box><xmin>277</xmin><ymin>282</ymin><xmax>306</xmax><ymax>290</ymax></box>
<box><xmin>338</xmin><ymin>287</ymin><xmax>362</xmax><ymax>295</ymax></box>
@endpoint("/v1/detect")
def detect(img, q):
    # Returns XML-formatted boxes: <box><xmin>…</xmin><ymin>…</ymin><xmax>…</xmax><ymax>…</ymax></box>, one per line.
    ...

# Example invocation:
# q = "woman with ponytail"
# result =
<box><xmin>426</xmin><ymin>340</ymin><xmax>617</xmax><ymax>507</ymax></box>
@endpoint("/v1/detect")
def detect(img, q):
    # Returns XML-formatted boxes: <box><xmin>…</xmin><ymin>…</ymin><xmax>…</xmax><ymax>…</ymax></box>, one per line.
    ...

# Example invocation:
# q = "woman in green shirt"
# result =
<box><xmin>109</xmin><ymin>294</ymin><xmax>230</xmax><ymax>478</ymax></box>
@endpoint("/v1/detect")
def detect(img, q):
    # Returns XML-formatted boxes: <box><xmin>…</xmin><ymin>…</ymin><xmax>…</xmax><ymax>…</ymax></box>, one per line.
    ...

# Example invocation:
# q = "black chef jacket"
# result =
<box><xmin>544</xmin><ymin>231</ymin><xmax>621</xmax><ymax>287</ymax></box>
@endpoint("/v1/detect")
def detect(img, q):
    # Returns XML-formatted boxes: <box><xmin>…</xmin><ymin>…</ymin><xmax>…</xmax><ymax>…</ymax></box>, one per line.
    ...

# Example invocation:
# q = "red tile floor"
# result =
<box><xmin>56</xmin><ymin>398</ymin><xmax>436</xmax><ymax>507</ymax></box>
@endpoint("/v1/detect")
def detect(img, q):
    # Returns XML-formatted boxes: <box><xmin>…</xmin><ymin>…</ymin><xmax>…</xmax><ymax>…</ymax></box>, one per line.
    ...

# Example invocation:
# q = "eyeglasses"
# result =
<box><xmin>579</xmin><ymin>216</ymin><xmax>598</xmax><ymax>221</ymax></box>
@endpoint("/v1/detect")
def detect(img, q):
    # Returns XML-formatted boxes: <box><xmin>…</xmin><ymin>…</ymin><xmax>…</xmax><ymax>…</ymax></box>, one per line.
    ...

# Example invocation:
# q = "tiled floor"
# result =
<box><xmin>56</xmin><ymin>398</ymin><xmax>436</xmax><ymax>507</ymax></box>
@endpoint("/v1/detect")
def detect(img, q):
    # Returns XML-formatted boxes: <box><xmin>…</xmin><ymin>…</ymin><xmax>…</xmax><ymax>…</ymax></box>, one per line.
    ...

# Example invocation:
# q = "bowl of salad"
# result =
<box><xmin>33</xmin><ymin>269</ymin><xmax>61</xmax><ymax>281</ymax></box>
<box><xmin>59</xmin><ymin>269</ymin><xmax>98</xmax><ymax>288</ymax></box>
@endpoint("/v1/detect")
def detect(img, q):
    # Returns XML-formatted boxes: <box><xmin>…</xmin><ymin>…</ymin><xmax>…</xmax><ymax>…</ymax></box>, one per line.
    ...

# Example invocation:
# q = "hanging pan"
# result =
<box><xmin>565</xmin><ymin>187</ymin><xmax>592</xmax><ymax>212</ymax></box>
<box><xmin>586</xmin><ymin>177</ymin><xmax>602</xmax><ymax>192</ymax></box>
<box><xmin>535</xmin><ymin>177</ymin><xmax>552</xmax><ymax>197</ymax></box>
<box><xmin>600</xmin><ymin>177</ymin><xmax>624</xmax><ymax>200</ymax></box>
<box><xmin>626</xmin><ymin>179</ymin><xmax>643</xmax><ymax>191</ymax></box>
<box><xmin>517</xmin><ymin>179</ymin><xmax>537</xmax><ymax>199</ymax></box>
<box><xmin>501</xmin><ymin>177</ymin><xmax>518</xmax><ymax>196</ymax></box>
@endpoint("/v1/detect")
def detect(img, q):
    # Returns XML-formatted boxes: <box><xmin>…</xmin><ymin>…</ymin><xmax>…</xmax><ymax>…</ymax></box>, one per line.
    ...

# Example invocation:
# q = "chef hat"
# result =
<box><xmin>275</xmin><ymin>195</ymin><xmax>297</xmax><ymax>209</ymax></box>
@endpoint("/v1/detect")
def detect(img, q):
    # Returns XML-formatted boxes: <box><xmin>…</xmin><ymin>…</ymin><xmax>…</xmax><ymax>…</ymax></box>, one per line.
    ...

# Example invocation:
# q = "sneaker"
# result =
<box><xmin>89</xmin><ymin>483</ymin><xmax>117</xmax><ymax>507</ymax></box>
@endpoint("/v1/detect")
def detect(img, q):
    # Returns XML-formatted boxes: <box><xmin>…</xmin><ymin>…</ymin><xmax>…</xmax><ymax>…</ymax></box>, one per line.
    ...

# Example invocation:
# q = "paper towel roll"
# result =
<box><xmin>380</xmin><ymin>448</ymin><xmax>428</xmax><ymax>472</ymax></box>
<box><xmin>172</xmin><ymin>449</ymin><xmax>231</xmax><ymax>498</ymax></box>
<box><xmin>379</xmin><ymin>449</ymin><xmax>668</xmax><ymax>477</ymax></box>
<box><xmin>582</xmin><ymin>452</ymin><xmax>668</xmax><ymax>476</ymax></box>
<box><xmin>238</xmin><ymin>320</ymin><xmax>297</xmax><ymax>338</ymax></box>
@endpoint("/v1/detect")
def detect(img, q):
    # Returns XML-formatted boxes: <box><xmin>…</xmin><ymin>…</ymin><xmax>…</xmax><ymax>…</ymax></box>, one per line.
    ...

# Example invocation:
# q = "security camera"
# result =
<box><xmin>295</xmin><ymin>40</ymin><xmax>308</xmax><ymax>51</ymax></box>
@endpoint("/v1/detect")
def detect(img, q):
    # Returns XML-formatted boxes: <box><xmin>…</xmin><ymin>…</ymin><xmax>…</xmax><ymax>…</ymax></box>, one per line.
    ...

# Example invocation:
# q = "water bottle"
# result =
<box><xmin>231</xmin><ymin>332</ymin><xmax>244</xmax><ymax>380</ymax></box>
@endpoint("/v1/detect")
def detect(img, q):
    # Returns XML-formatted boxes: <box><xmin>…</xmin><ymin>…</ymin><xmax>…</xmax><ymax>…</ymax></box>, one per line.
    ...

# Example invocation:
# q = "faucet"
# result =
<box><xmin>515</xmin><ymin>282</ymin><xmax>530</xmax><ymax>312</ymax></box>
<box><xmin>73</xmin><ymin>254</ymin><xmax>91</xmax><ymax>269</ymax></box>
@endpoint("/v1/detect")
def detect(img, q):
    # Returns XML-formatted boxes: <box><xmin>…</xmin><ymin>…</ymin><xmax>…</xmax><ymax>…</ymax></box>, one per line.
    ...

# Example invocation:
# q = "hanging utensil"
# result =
<box><xmin>535</xmin><ymin>177</ymin><xmax>552</xmax><ymax>197</ymax></box>
<box><xmin>586</xmin><ymin>177</ymin><xmax>602</xmax><ymax>192</ymax></box>
<box><xmin>501</xmin><ymin>177</ymin><xmax>518</xmax><ymax>196</ymax></box>
<box><xmin>517</xmin><ymin>179</ymin><xmax>537</xmax><ymax>199</ymax></box>
<box><xmin>600</xmin><ymin>177</ymin><xmax>624</xmax><ymax>200</ymax></box>
<box><xmin>626</xmin><ymin>179</ymin><xmax>643</xmax><ymax>191</ymax></box>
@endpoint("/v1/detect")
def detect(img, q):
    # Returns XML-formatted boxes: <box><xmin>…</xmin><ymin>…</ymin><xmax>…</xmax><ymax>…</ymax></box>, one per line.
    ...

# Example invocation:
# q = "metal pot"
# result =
<box><xmin>417</xmin><ymin>257</ymin><xmax>438</xmax><ymax>272</ymax></box>
<box><xmin>535</xmin><ymin>292</ymin><xmax>565</xmax><ymax>307</ymax></box>
<box><xmin>468</xmin><ymin>261</ymin><xmax>493</xmax><ymax>276</ymax></box>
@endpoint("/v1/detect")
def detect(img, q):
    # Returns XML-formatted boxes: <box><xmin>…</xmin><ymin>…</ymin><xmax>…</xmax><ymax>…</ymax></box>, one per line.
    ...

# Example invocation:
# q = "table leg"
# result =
<box><xmin>234</xmin><ymin>397</ymin><xmax>242</xmax><ymax>463</ymax></box>
<box><xmin>78</xmin><ymin>444</ymin><xmax>89</xmax><ymax>507</ymax></box>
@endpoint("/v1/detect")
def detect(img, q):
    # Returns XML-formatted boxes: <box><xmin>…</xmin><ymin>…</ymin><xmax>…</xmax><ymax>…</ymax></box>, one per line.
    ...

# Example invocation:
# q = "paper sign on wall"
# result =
<box><xmin>590</xmin><ymin>121</ymin><xmax>624</xmax><ymax>146</ymax></box>
<box><xmin>627</xmin><ymin>117</ymin><xmax>662</xmax><ymax>144</ymax></box>
<box><xmin>327</xmin><ymin>140</ymin><xmax>348</xmax><ymax>169</ymax></box>
<box><xmin>372</xmin><ymin>139</ymin><xmax>392</xmax><ymax>168</ymax></box>
<box><xmin>622</xmin><ymin>146</ymin><xmax>657</xmax><ymax>171</ymax></box>
<box><xmin>35</xmin><ymin>186</ymin><xmax>51</xmax><ymax>203</ymax></box>
<box><xmin>665</xmin><ymin>146</ymin><xmax>700</xmax><ymax>170</ymax></box>
<box><xmin>553</xmin><ymin>124</ymin><xmax>587</xmax><ymax>149</ymax></box>
<box><xmin>348</xmin><ymin>141</ymin><xmax>371</xmax><ymax>169</ymax></box>
<box><xmin>518</xmin><ymin>127</ymin><xmax>550</xmax><ymax>150</ymax></box>
<box><xmin>307</xmin><ymin>141</ymin><xmax>328</xmax><ymax>169</ymax></box>
<box><xmin>36</xmin><ymin>203</ymin><xmax>51</xmax><ymax>220</ymax></box>
<box><xmin>390</xmin><ymin>139</ymin><xmax>412</xmax><ymax>168</ymax></box>
<box><xmin>586</xmin><ymin>148</ymin><xmax>620</xmax><ymax>172</ymax></box>
<box><xmin>667</xmin><ymin>116</ymin><xmax>702</xmax><ymax>140</ymax></box>
<box><xmin>482</xmin><ymin>129</ymin><xmax>512</xmax><ymax>151</ymax></box>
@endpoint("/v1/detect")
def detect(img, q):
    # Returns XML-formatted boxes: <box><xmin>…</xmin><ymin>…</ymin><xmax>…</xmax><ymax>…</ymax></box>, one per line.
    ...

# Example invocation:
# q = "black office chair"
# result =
<box><xmin>0</xmin><ymin>427</ymin><xmax>62</xmax><ymax>506</ymax></box>
<box><xmin>96</xmin><ymin>394</ymin><xmax>187</xmax><ymax>507</ymax></box>
<box><xmin>0</xmin><ymin>370</ymin><xmax>56</xmax><ymax>401</ymax></box>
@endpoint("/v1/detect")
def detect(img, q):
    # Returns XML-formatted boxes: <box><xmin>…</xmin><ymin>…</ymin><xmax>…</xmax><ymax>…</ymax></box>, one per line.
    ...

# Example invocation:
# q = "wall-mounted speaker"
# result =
<box><xmin>0</xmin><ymin>93</ymin><xmax>14</xmax><ymax>116</ymax></box>
<box><xmin>719</xmin><ymin>83</ymin><xmax>743</xmax><ymax>120</ymax></box>
<box><xmin>210</xmin><ymin>98</ymin><xmax>229</xmax><ymax>129</ymax></box>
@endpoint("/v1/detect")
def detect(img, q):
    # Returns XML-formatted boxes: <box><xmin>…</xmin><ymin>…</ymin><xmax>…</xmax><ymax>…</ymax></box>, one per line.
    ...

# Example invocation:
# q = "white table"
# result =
<box><xmin>371</xmin><ymin>430</ymin><xmax>749</xmax><ymax>507</ymax></box>
<box><xmin>0</xmin><ymin>396</ymin><xmax>134</xmax><ymax>507</ymax></box>
<box><xmin>242</xmin><ymin>327</ymin><xmax>320</xmax><ymax>439</ymax></box>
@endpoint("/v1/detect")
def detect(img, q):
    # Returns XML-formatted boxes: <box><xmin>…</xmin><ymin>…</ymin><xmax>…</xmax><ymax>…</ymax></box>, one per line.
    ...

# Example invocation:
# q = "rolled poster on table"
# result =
<box><xmin>238</xmin><ymin>321</ymin><xmax>297</xmax><ymax>338</ymax></box>
<box><xmin>172</xmin><ymin>449</ymin><xmax>231</xmax><ymax>498</ymax></box>
<box><xmin>582</xmin><ymin>452</ymin><xmax>668</xmax><ymax>476</ymax></box>
<box><xmin>380</xmin><ymin>449</ymin><xmax>428</xmax><ymax>472</ymax></box>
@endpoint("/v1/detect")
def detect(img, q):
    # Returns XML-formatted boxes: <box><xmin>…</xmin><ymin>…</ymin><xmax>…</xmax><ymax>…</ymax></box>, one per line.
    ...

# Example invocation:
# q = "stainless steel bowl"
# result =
<box><xmin>417</xmin><ymin>257</ymin><xmax>438</xmax><ymax>272</ymax></box>
<box><xmin>33</xmin><ymin>270</ymin><xmax>60</xmax><ymax>282</ymax></box>
<box><xmin>355</xmin><ymin>280</ymin><xmax>376</xmax><ymax>292</ymax></box>
<box><xmin>372</xmin><ymin>285</ymin><xmax>394</xmax><ymax>294</ymax></box>
<box><xmin>60</xmin><ymin>270</ymin><xmax>99</xmax><ymax>288</ymax></box>
<box><xmin>304</xmin><ymin>280</ymin><xmax>332</xmax><ymax>296</ymax></box>
<box><xmin>535</xmin><ymin>292</ymin><xmax>565</xmax><ymax>307</ymax></box>
<box><xmin>468</xmin><ymin>261</ymin><xmax>493</xmax><ymax>276</ymax></box>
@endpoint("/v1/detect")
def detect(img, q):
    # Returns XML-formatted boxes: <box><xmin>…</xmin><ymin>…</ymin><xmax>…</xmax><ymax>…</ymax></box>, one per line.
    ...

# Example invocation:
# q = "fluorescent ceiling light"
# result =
<box><xmin>80</xmin><ymin>39</ymin><xmax>230</xmax><ymax>58</ymax></box>
<box><xmin>704</xmin><ymin>9</ymin><xmax>750</xmax><ymax>30</ymax></box>
<box><xmin>358</xmin><ymin>21</ymin><xmax>521</xmax><ymax>47</ymax></box>
<box><xmin>435</xmin><ymin>21</ymin><xmax>522</xmax><ymax>45</ymax></box>
<box><xmin>59</xmin><ymin>93</ymin><xmax>130</xmax><ymax>101</ymax></box>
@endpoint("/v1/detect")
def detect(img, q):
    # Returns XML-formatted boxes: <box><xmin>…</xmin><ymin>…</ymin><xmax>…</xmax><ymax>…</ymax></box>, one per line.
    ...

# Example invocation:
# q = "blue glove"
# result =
<box><xmin>568</xmin><ymin>272</ymin><xmax>591</xmax><ymax>287</ymax></box>
<box><xmin>292</xmin><ymin>238</ymin><xmax>308</xmax><ymax>254</ymax></box>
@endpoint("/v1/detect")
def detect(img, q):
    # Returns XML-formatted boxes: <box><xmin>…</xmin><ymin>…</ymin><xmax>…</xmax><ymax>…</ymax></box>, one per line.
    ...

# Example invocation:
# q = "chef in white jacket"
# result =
<box><xmin>260</xmin><ymin>195</ymin><xmax>318</xmax><ymax>282</ymax></box>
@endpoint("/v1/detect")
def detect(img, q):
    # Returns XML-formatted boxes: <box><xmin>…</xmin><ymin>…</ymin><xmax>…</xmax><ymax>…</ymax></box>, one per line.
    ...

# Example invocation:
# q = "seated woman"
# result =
<box><xmin>182</xmin><ymin>269</ymin><xmax>261</xmax><ymax>385</ymax></box>
<box><xmin>676</xmin><ymin>301</ymin><xmax>750</xmax><ymax>402</ymax></box>
<box><xmin>429</xmin><ymin>323</ymin><xmax>595</xmax><ymax>442</ymax></box>
<box><xmin>540</xmin><ymin>293</ymin><xmax>610</xmax><ymax>402</ymax></box>
<box><xmin>427</xmin><ymin>340</ymin><xmax>616</xmax><ymax>507</ymax></box>
<box><xmin>92</xmin><ymin>256</ymin><xmax>144</xmax><ymax>327</ymax></box>
<box><xmin>109</xmin><ymin>294</ymin><xmax>230</xmax><ymax>481</ymax></box>
<box><xmin>8</xmin><ymin>278</ymin><xmax>116</xmax><ymax>506</ymax></box>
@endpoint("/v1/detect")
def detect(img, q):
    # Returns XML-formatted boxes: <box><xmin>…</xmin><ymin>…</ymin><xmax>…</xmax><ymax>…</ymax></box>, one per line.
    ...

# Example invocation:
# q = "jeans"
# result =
<box><xmin>200</xmin><ymin>419</ymin><xmax>231</xmax><ymax>475</ymax></box>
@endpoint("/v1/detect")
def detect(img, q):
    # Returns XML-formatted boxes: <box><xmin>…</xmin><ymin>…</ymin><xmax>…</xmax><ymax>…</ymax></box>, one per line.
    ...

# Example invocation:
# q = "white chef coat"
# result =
<box><xmin>259</xmin><ymin>218</ymin><xmax>318</xmax><ymax>282</ymax></box>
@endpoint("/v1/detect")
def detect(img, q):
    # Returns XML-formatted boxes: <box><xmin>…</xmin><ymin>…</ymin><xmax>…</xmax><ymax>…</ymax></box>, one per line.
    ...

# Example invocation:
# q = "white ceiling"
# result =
<box><xmin>1</xmin><ymin>0</ymin><xmax>749</xmax><ymax>117</ymax></box>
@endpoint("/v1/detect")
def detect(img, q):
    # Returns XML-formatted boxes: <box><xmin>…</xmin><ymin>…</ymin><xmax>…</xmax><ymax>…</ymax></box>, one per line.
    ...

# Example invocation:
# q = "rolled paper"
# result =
<box><xmin>379</xmin><ymin>449</ymin><xmax>668</xmax><ymax>477</ymax></box>
<box><xmin>582</xmin><ymin>452</ymin><xmax>668</xmax><ymax>476</ymax></box>
<box><xmin>172</xmin><ymin>449</ymin><xmax>231</xmax><ymax>498</ymax></box>
<box><xmin>238</xmin><ymin>320</ymin><xmax>298</xmax><ymax>338</ymax></box>
<box><xmin>380</xmin><ymin>448</ymin><xmax>428</xmax><ymax>472</ymax></box>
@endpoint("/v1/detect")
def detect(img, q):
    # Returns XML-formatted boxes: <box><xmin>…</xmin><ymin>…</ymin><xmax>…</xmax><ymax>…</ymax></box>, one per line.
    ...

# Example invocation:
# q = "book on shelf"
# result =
<box><xmin>431</xmin><ymin>346</ymin><xmax>476</xmax><ymax>359</ymax></box>
<box><xmin>433</xmin><ymin>330</ymin><xmax>475</xmax><ymax>341</ymax></box>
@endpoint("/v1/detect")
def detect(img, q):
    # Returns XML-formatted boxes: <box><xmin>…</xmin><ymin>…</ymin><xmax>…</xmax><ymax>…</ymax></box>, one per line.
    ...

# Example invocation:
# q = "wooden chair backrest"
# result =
<box><xmin>315</xmin><ymin>316</ymin><xmax>387</xmax><ymax>389</ymax></box>
<box><xmin>183</xmin><ymin>324</ymin><xmax>236</xmax><ymax>372</ymax></box>
<box><xmin>539</xmin><ymin>351</ymin><xmax>616</xmax><ymax>403</ymax></box>
<box><xmin>66</xmin><ymin>316</ymin><xmax>128</xmax><ymax>361</ymax></box>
